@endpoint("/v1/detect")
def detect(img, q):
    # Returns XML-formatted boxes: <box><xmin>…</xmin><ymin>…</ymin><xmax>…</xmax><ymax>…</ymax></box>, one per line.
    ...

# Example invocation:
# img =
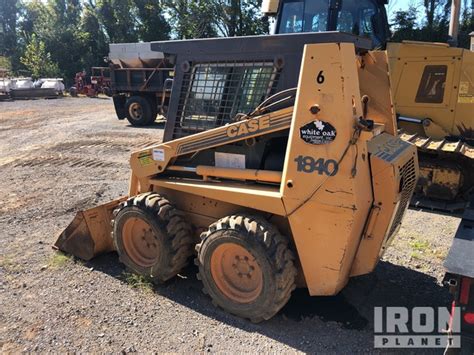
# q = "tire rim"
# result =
<box><xmin>129</xmin><ymin>102</ymin><xmax>143</xmax><ymax>121</ymax></box>
<box><xmin>122</xmin><ymin>217</ymin><xmax>159</xmax><ymax>267</ymax></box>
<box><xmin>210</xmin><ymin>243</ymin><xmax>263</xmax><ymax>304</ymax></box>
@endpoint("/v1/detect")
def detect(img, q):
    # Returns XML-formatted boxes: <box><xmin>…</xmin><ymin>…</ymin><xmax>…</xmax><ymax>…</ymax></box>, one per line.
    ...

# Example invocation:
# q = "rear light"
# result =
<box><xmin>464</xmin><ymin>313</ymin><xmax>474</xmax><ymax>325</ymax></box>
<box><xmin>460</xmin><ymin>278</ymin><xmax>472</xmax><ymax>305</ymax></box>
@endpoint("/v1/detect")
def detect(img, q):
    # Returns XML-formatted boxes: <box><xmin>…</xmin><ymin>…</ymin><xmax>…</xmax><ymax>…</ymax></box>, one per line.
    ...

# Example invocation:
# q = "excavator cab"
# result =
<box><xmin>265</xmin><ymin>0</ymin><xmax>390</xmax><ymax>49</ymax></box>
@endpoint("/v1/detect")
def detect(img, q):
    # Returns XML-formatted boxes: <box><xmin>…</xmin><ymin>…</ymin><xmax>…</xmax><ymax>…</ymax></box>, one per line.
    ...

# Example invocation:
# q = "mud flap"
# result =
<box><xmin>54</xmin><ymin>198</ymin><xmax>127</xmax><ymax>260</ymax></box>
<box><xmin>113</xmin><ymin>95</ymin><xmax>127</xmax><ymax>120</ymax></box>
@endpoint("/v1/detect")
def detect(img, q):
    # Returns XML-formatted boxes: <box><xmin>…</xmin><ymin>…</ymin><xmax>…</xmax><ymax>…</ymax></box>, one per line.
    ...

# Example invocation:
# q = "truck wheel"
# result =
<box><xmin>125</xmin><ymin>96</ymin><xmax>156</xmax><ymax>126</ymax></box>
<box><xmin>112</xmin><ymin>192</ymin><xmax>194</xmax><ymax>283</ymax></box>
<box><xmin>103</xmin><ymin>87</ymin><xmax>112</xmax><ymax>97</ymax></box>
<box><xmin>196</xmin><ymin>215</ymin><xmax>297</xmax><ymax>322</ymax></box>
<box><xmin>69</xmin><ymin>87</ymin><xmax>78</xmax><ymax>97</ymax></box>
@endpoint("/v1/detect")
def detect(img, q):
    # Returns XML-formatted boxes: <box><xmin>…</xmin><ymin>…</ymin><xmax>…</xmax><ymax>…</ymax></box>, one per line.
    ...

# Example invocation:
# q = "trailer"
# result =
<box><xmin>1</xmin><ymin>75</ymin><xmax>64</xmax><ymax>100</ymax></box>
<box><xmin>444</xmin><ymin>197</ymin><xmax>474</xmax><ymax>352</ymax></box>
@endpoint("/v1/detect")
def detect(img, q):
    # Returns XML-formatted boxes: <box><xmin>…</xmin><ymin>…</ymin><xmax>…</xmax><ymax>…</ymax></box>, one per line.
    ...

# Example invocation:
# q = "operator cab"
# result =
<box><xmin>270</xmin><ymin>0</ymin><xmax>390</xmax><ymax>49</ymax></box>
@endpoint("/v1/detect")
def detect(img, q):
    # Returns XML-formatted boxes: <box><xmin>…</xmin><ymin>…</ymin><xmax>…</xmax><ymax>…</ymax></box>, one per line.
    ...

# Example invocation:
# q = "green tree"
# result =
<box><xmin>165</xmin><ymin>0</ymin><xmax>218</xmax><ymax>39</ymax></box>
<box><xmin>391</xmin><ymin>6</ymin><xmax>420</xmax><ymax>42</ymax></box>
<box><xmin>215</xmin><ymin>0</ymin><xmax>269</xmax><ymax>37</ymax></box>
<box><xmin>96</xmin><ymin>0</ymin><xmax>138</xmax><ymax>43</ymax></box>
<box><xmin>20</xmin><ymin>33</ymin><xmax>60</xmax><ymax>77</ymax></box>
<box><xmin>165</xmin><ymin>0</ymin><xmax>268</xmax><ymax>39</ymax></box>
<box><xmin>0</xmin><ymin>0</ymin><xmax>18</xmax><ymax>67</ymax></box>
<box><xmin>80</xmin><ymin>4</ymin><xmax>108</xmax><ymax>70</ymax></box>
<box><xmin>458</xmin><ymin>1</ymin><xmax>474</xmax><ymax>48</ymax></box>
<box><xmin>134</xmin><ymin>0</ymin><xmax>170</xmax><ymax>41</ymax></box>
<box><xmin>17</xmin><ymin>0</ymin><xmax>88</xmax><ymax>81</ymax></box>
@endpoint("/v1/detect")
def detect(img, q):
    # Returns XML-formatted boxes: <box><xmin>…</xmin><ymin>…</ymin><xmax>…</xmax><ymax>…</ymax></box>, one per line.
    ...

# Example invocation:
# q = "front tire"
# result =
<box><xmin>196</xmin><ymin>215</ymin><xmax>297</xmax><ymax>322</ymax></box>
<box><xmin>112</xmin><ymin>192</ymin><xmax>194</xmax><ymax>283</ymax></box>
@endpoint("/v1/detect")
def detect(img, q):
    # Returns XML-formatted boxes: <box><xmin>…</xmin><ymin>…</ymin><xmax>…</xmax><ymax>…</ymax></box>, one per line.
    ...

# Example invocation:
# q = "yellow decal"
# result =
<box><xmin>138</xmin><ymin>152</ymin><xmax>154</xmax><ymax>167</ymax></box>
<box><xmin>458</xmin><ymin>96</ymin><xmax>474</xmax><ymax>104</ymax></box>
<box><xmin>226</xmin><ymin>117</ymin><xmax>271</xmax><ymax>138</ymax></box>
<box><xmin>459</xmin><ymin>81</ymin><xmax>469</xmax><ymax>95</ymax></box>
<box><xmin>458</xmin><ymin>81</ymin><xmax>474</xmax><ymax>103</ymax></box>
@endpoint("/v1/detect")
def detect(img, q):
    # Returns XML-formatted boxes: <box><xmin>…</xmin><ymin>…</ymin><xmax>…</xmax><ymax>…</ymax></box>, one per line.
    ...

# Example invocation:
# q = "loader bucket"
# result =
<box><xmin>54</xmin><ymin>197</ymin><xmax>127</xmax><ymax>260</ymax></box>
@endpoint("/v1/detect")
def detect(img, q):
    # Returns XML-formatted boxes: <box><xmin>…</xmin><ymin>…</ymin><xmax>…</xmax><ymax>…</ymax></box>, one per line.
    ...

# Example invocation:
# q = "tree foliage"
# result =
<box><xmin>20</xmin><ymin>33</ymin><xmax>60</xmax><ymax>77</ymax></box>
<box><xmin>391</xmin><ymin>0</ymin><xmax>474</xmax><ymax>44</ymax></box>
<box><xmin>0</xmin><ymin>0</ymin><xmax>18</xmax><ymax>58</ymax></box>
<box><xmin>1</xmin><ymin>0</ymin><xmax>473</xmax><ymax>83</ymax></box>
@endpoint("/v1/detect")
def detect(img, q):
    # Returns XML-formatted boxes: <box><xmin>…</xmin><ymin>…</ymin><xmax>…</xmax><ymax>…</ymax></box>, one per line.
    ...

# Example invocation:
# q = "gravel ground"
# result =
<box><xmin>0</xmin><ymin>98</ymin><xmax>461</xmax><ymax>353</ymax></box>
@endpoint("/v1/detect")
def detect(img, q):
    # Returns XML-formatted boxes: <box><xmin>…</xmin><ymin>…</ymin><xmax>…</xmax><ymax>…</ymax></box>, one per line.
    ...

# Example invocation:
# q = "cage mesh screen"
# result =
<box><xmin>173</xmin><ymin>61</ymin><xmax>280</xmax><ymax>139</ymax></box>
<box><xmin>387</xmin><ymin>157</ymin><xmax>417</xmax><ymax>239</ymax></box>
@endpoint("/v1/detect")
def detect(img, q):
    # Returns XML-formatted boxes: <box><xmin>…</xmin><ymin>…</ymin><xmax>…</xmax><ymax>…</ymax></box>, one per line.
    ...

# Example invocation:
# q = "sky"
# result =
<box><xmin>387</xmin><ymin>0</ymin><xmax>417</xmax><ymax>20</ymax></box>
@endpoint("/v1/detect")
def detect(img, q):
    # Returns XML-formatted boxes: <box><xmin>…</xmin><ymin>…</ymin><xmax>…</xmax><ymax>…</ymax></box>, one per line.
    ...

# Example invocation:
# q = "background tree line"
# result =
<box><xmin>0</xmin><ymin>0</ymin><xmax>268</xmax><ymax>81</ymax></box>
<box><xmin>391</xmin><ymin>0</ymin><xmax>474</xmax><ymax>47</ymax></box>
<box><xmin>0</xmin><ymin>0</ymin><xmax>473</xmax><ymax>83</ymax></box>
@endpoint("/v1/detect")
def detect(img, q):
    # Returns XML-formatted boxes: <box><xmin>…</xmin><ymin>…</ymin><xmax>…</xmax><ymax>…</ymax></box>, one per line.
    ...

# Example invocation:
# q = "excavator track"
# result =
<box><xmin>399</xmin><ymin>130</ymin><xmax>474</xmax><ymax>213</ymax></box>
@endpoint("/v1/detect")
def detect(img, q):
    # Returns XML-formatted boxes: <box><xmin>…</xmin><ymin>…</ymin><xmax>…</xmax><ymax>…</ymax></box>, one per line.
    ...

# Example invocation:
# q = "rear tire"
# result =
<box><xmin>69</xmin><ymin>87</ymin><xmax>78</xmax><ymax>97</ymax></box>
<box><xmin>112</xmin><ymin>192</ymin><xmax>194</xmax><ymax>283</ymax></box>
<box><xmin>196</xmin><ymin>214</ymin><xmax>297</xmax><ymax>322</ymax></box>
<box><xmin>125</xmin><ymin>96</ymin><xmax>156</xmax><ymax>126</ymax></box>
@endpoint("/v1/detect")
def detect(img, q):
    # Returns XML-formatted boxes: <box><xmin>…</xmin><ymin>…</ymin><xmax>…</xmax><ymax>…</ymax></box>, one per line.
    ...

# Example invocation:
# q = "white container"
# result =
<box><xmin>109</xmin><ymin>42</ymin><xmax>164</xmax><ymax>68</ymax></box>
<box><xmin>14</xmin><ymin>78</ymin><xmax>34</xmax><ymax>89</ymax></box>
<box><xmin>0</xmin><ymin>79</ymin><xmax>12</xmax><ymax>93</ymax></box>
<box><xmin>41</xmin><ymin>78</ymin><xmax>65</xmax><ymax>93</ymax></box>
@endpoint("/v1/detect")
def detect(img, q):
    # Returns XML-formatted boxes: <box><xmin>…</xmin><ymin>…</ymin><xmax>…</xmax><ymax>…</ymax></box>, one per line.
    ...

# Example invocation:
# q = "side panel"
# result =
<box><xmin>454</xmin><ymin>50</ymin><xmax>474</xmax><ymax>136</ymax></box>
<box><xmin>387</xmin><ymin>42</ymin><xmax>465</xmax><ymax>139</ymax></box>
<box><xmin>358</xmin><ymin>50</ymin><xmax>397</xmax><ymax>136</ymax></box>
<box><xmin>351</xmin><ymin>134</ymin><xmax>418</xmax><ymax>276</ymax></box>
<box><xmin>281</xmin><ymin>43</ymin><xmax>374</xmax><ymax>296</ymax></box>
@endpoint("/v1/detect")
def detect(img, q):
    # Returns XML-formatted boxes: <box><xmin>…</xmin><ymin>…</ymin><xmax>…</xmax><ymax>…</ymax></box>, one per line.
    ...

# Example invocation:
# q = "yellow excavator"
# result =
<box><xmin>263</xmin><ymin>0</ymin><xmax>473</xmax><ymax>212</ymax></box>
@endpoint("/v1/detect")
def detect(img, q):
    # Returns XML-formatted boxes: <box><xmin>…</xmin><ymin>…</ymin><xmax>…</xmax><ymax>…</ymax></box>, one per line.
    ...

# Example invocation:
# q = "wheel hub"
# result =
<box><xmin>129</xmin><ymin>102</ymin><xmax>143</xmax><ymax>120</ymax></box>
<box><xmin>232</xmin><ymin>255</ymin><xmax>256</xmax><ymax>278</ymax></box>
<box><xmin>210</xmin><ymin>243</ymin><xmax>263</xmax><ymax>304</ymax></box>
<box><xmin>122</xmin><ymin>217</ymin><xmax>159</xmax><ymax>267</ymax></box>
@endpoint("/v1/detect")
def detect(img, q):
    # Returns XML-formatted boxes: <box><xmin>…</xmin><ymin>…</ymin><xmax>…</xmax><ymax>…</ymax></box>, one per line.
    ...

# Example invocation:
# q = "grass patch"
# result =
<box><xmin>0</xmin><ymin>255</ymin><xmax>21</xmax><ymax>272</ymax></box>
<box><xmin>48</xmin><ymin>252</ymin><xmax>72</xmax><ymax>269</ymax></box>
<box><xmin>409</xmin><ymin>240</ymin><xmax>430</xmax><ymax>252</ymax></box>
<box><xmin>410</xmin><ymin>251</ymin><xmax>423</xmax><ymax>260</ymax></box>
<box><xmin>122</xmin><ymin>272</ymin><xmax>154</xmax><ymax>293</ymax></box>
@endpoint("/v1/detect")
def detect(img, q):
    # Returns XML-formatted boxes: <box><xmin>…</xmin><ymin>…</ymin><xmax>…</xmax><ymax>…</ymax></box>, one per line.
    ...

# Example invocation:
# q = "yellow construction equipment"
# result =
<box><xmin>265</xmin><ymin>0</ymin><xmax>473</xmax><ymax>211</ymax></box>
<box><xmin>389</xmin><ymin>41</ymin><xmax>474</xmax><ymax>210</ymax></box>
<box><xmin>55</xmin><ymin>36</ymin><xmax>418</xmax><ymax>321</ymax></box>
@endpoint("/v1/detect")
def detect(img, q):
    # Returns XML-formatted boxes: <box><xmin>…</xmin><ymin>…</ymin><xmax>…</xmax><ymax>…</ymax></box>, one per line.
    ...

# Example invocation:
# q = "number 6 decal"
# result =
<box><xmin>317</xmin><ymin>71</ymin><xmax>325</xmax><ymax>84</ymax></box>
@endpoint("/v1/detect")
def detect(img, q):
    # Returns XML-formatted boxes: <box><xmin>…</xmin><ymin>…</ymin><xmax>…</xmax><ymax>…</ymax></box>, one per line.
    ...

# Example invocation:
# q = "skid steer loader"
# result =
<box><xmin>55</xmin><ymin>33</ymin><xmax>418</xmax><ymax>321</ymax></box>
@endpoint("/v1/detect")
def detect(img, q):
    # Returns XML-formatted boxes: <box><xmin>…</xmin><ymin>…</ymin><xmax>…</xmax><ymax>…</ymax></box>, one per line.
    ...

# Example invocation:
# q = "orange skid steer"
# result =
<box><xmin>55</xmin><ymin>36</ymin><xmax>418</xmax><ymax>321</ymax></box>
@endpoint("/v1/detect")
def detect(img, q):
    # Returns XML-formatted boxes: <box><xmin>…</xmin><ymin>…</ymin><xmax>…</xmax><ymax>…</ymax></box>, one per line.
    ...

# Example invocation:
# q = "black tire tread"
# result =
<box><xmin>112</xmin><ymin>192</ymin><xmax>193</xmax><ymax>283</ymax></box>
<box><xmin>196</xmin><ymin>214</ymin><xmax>297</xmax><ymax>322</ymax></box>
<box><xmin>125</xmin><ymin>96</ymin><xmax>155</xmax><ymax>127</ymax></box>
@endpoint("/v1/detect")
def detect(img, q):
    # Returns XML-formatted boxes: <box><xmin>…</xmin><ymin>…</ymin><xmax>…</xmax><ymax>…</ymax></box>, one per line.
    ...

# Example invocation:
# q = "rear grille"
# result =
<box><xmin>173</xmin><ymin>61</ymin><xmax>280</xmax><ymax>139</ymax></box>
<box><xmin>387</xmin><ymin>158</ymin><xmax>417</xmax><ymax>238</ymax></box>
